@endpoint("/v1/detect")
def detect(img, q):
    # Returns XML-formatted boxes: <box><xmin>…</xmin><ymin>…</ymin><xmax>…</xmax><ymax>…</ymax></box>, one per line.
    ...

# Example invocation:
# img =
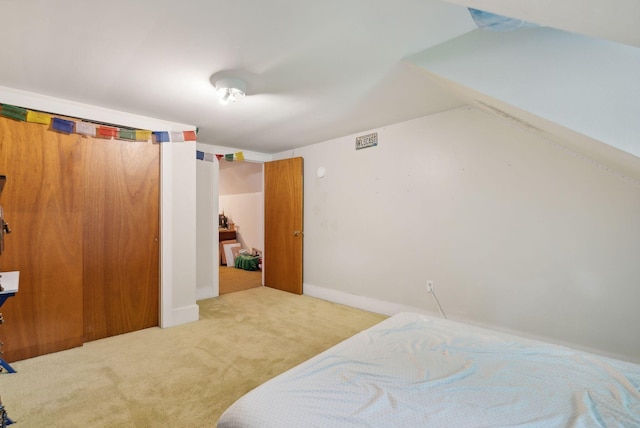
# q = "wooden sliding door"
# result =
<box><xmin>82</xmin><ymin>138</ymin><xmax>159</xmax><ymax>342</ymax></box>
<box><xmin>0</xmin><ymin>116</ymin><xmax>159</xmax><ymax>361</ymax></box>
<box><xmin>0</xmin><ymin>119</ymin><xmax>85</xmax><ymax>361</ymax></box>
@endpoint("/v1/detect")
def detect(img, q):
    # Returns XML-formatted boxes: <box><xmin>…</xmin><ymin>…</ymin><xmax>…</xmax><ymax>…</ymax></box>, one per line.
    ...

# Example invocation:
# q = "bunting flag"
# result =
<box><xmin>118</xmin><ymin>129</ymin><xmax>136</xmax><ymax>140</ymax></box>
<box><xmin>170</xmin><ymin>131</ymin><xmax>184</xmax><ymax>142</ymax></box>
<box><xmin>26</xmin><ymin>110</ymin><xmax>52</xmax><ymax>125</ymax></box>
<box><xmin>153</xmin><ymin>131</ymin><xmax>170</xmax><ymax>143</ymax></box>
<box><xmin>0</xmin><ymin>103</ymin><xmax>196</xmax><ymax>144</ymax></box>
<box><xmin>0</xmin><ymin>104</ymin><xmax>27</xmax><ymax>121</ymax></box>
<box><xmin>183</xmin><ymin>130</ymin><xmax>197</xmax><ymax>141</ymax></box>
<box><xmin>194</xmin><ymin>151</ymin><xmax>216</xmax><ymax>162</ymax></box>
<box><xmin>212</xmin><ymin>152</ymin><xmax>245</xmax><ymax>162</ymax></box>
<box><xmin>97</xmin><ymin>126</ymin><xmax>118</xmax><ymax>138</ymax></box>
<box><xmin>76</xmin><ymin>121</ymin><xmax>96</xmax><ymax>136</ymax></box>
<box><xmin>136</xmin><ymin>130</ymin><xmax>152</xmax><ymax>141</ymax></box>
<box><xmin>51</xmin><ymin>117</ymin><xmax>75</xmax><ymax>134</ymax></box>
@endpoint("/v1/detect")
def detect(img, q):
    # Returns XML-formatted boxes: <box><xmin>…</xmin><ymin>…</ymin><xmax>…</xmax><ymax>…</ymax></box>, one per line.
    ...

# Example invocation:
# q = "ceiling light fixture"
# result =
<box><xmin>214</xmin><ymin>78</ymin><xmax>246</xmax><ymax>105</ymax></box>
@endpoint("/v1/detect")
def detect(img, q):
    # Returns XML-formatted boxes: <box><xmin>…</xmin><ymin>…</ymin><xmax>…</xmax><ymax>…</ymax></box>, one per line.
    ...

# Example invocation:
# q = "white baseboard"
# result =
<box><xmin>196</xmin><ymin>286</ymin><xmax>216</xmax><ymax>301</ymax></box>
<box><xmin>303</xmin><ymin>283</ymin><xmax>438</xmax><ymax>317</ymax></box>
<box><xmin>165</xmin><ymin>304</ymin><xmax>199</xmax><ymax>327</ymax></box>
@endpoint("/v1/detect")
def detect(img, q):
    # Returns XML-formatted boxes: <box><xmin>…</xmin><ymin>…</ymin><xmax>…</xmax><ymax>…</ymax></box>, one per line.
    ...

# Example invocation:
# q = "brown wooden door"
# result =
<box><xmin>0</xmin><ymin>119</ymin><xmax>85</xmax><ymax>361</ymax></box>
<box><xmin>264</xmin><ymin>157</ymin><xmax>303</xmax><ymax>294</ymax></box>
<box><xmin>0</xmin><ymin>115</ymin><xmax>159</xmax><ymax>361</ymax></box>
<box><xmin>82</xmin><ymin>138</ymin><xmax>159</xmax><ymax>342</ymax></box>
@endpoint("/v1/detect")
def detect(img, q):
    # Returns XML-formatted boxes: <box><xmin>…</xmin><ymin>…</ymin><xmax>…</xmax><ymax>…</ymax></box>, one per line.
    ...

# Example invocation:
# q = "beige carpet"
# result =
<box><xmin>219</xmin><ymin>265</ymin><xmax>262</xmax><ymax>294</ymax></box>
<box><xmin>1</xmin><ymin>287</ymin><xmax>386</xmax><ymax>427</ymax></box>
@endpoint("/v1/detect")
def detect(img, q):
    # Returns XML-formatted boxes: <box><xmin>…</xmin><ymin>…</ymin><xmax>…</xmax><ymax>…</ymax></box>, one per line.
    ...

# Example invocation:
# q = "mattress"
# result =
<box><xmin>217</xmin><ymin>312</ymin><xmax>640</xmax><ymax>427</ymax></box>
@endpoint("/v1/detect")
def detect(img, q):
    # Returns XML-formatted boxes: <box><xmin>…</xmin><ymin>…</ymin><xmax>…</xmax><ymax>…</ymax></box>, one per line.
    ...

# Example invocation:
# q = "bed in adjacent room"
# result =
<box><xmin>217</xmin><ymin>312</ymin><xmax>640</xmax><ymax>427</ymax></box>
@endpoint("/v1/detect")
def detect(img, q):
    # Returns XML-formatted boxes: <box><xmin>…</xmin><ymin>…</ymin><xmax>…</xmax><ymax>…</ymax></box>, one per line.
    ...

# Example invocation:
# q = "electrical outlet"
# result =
<box><xmin>427</xmin><ymin>280</ymin><xmax>434</xmax><ymax>293</ymax></box>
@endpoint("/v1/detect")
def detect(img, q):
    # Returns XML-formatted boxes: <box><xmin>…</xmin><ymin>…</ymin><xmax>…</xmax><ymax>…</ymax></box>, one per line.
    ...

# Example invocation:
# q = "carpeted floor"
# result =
<box><xmin>219</xmin><ymin>265</ymin><xmax>262</xmax><ymax>294</ymax></box>
<box><xmin>0</xmin><ymin>287</ymin><xmax>386</xmax><ymax>427</ymax></box>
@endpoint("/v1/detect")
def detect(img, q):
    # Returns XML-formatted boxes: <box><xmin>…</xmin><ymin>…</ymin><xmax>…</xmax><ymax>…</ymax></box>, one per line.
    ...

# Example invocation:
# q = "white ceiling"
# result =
<box><xmin>0</xmin><ymin>0</ymin><xmax>639</xmax><ymax>157</ymax></box>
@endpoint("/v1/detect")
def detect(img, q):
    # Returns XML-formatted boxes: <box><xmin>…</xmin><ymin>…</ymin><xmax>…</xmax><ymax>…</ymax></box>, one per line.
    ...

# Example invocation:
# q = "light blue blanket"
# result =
<box><xmin>218</xmin><ymin>312</ymin><xmax>640</xmax><ymax>427</ymax></box>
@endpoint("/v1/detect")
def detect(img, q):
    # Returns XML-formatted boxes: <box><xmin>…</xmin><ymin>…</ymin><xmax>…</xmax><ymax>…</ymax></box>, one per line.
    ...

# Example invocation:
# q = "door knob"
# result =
<box><xmin>293</xmin><ymin>231</ymin><xmax>303</xmax><ymax>236</ymax></box>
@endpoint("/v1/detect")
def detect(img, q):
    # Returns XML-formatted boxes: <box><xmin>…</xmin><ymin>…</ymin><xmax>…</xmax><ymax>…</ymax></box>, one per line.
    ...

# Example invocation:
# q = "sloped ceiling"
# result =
<box><xmin>0</xmin><ymin>0</ymin><xmax>639</xmax><ymax>178</ymax></box>
<box><xmin>412</xmin><ymin>0</ymin><xmax>640</xmax><ymax>181</ymax></box>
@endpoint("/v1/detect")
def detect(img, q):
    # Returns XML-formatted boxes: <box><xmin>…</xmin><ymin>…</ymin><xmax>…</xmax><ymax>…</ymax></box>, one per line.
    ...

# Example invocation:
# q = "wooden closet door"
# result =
<box><xmin>0</xmin><ymin>117</ymin><xmax>159</xmax><ymax>360</ymax></box>
<box><xmin>0</xmin><ymin>118</ymin><xmax>85</xmax><ymax>361</ymax></box>
<box><xmin>82</xmin><ymin>137</ymin><xmax>159</xmax><ymax>342</ymax></box>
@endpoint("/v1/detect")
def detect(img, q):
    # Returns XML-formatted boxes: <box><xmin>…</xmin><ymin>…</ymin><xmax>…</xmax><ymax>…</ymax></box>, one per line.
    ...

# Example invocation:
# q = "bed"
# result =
<box><xmin>217</xmin><ymin>312</ymin><xmax>640</xmax><ymax>427</ymax></box>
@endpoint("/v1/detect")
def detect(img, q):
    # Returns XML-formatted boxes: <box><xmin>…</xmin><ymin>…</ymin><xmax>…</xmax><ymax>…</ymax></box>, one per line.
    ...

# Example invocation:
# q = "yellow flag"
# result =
<box><xmin>235</xmin><ymin>151</ymin><xmax>244</xmax><ymax>161</ymax></box>
<box><xmin>136</xmin><ymin>130</ymin><xmax>152</xmax><ymax>141</ymax></box>
<box><xmin>26</xmin><ymin>110</ymin><xmax>52</xmax><ymax>125</ymax></box>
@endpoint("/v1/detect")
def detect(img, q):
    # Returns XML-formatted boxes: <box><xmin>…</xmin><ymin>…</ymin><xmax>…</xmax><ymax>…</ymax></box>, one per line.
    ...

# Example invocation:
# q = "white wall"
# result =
<box><xmin>219</xmin><ymin>160</ymin><xmax>263</xmax><ymax>196</ymax></box>
<box><xmin>277</xmin><ymin>106</ymin><xmax>640</xmax><ymax>363</ymax></box>
<box><xmin>219</xmin><ymin>193</ymin><xmax>263</xmax><ymax>253</ymax></box>
<box><xmin>160</xmin><ymin>142</ymin><xmax>199</xmax><ymax>326</ymax></box>
<box><xmin>196</xmin><ymin>143</ymin><xmax>217</xmax><ymax>300</ymax></box>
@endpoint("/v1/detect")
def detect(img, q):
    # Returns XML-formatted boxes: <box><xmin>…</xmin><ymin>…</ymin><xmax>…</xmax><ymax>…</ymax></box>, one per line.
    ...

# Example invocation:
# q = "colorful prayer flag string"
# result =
<box><xmin>195</xmin><ymin>151</ymin><xmax>217</xmax><ymax>162</ymax></box>
<box><xmin>0</xmin><ymin>103</ymin><xmax>196</xmax><ymax>144</ymax></box>
<box><xmin>212</xmin><ymin>152</ymin><xmax>245</xmax><ymax>161</ymax></box>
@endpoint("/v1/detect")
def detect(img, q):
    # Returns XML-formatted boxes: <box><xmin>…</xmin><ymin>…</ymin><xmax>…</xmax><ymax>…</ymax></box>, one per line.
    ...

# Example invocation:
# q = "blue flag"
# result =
<box><xmin>51</xmin><ymin>117</ymin><xmax>75</xmax><ymax>134</ymax></box>
<box><xmin>152</xmin><ymin>131</ymin><xmax>170</xmax><ymax>143</ymax></box>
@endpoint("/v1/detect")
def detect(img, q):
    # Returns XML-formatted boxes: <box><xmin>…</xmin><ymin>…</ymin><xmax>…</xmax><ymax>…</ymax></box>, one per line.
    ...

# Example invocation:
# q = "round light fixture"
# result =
<box><xmin>214</xmin><ymin>78</ymin><xmax>246</xmax><ymax>105</ymax></box>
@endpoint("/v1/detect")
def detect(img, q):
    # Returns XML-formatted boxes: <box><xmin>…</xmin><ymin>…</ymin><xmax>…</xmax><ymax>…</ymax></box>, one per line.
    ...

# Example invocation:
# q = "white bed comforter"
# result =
<box><xmin>217</xmin><ymin>312</ymin><xmax>640</xmax><ymax>427</ymax></box>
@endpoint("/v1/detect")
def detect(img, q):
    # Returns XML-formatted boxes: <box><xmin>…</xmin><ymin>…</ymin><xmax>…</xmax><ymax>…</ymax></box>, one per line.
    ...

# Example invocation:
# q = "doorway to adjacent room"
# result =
<box><xmin>217</xmin><ymin>156</ymin><xmax>304</xmax><ymax>296</ymax></box>
<box><xmin>218</xmin><ymin>159</ymin><xmax>264</xmax><ymax>294</ymax></box>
